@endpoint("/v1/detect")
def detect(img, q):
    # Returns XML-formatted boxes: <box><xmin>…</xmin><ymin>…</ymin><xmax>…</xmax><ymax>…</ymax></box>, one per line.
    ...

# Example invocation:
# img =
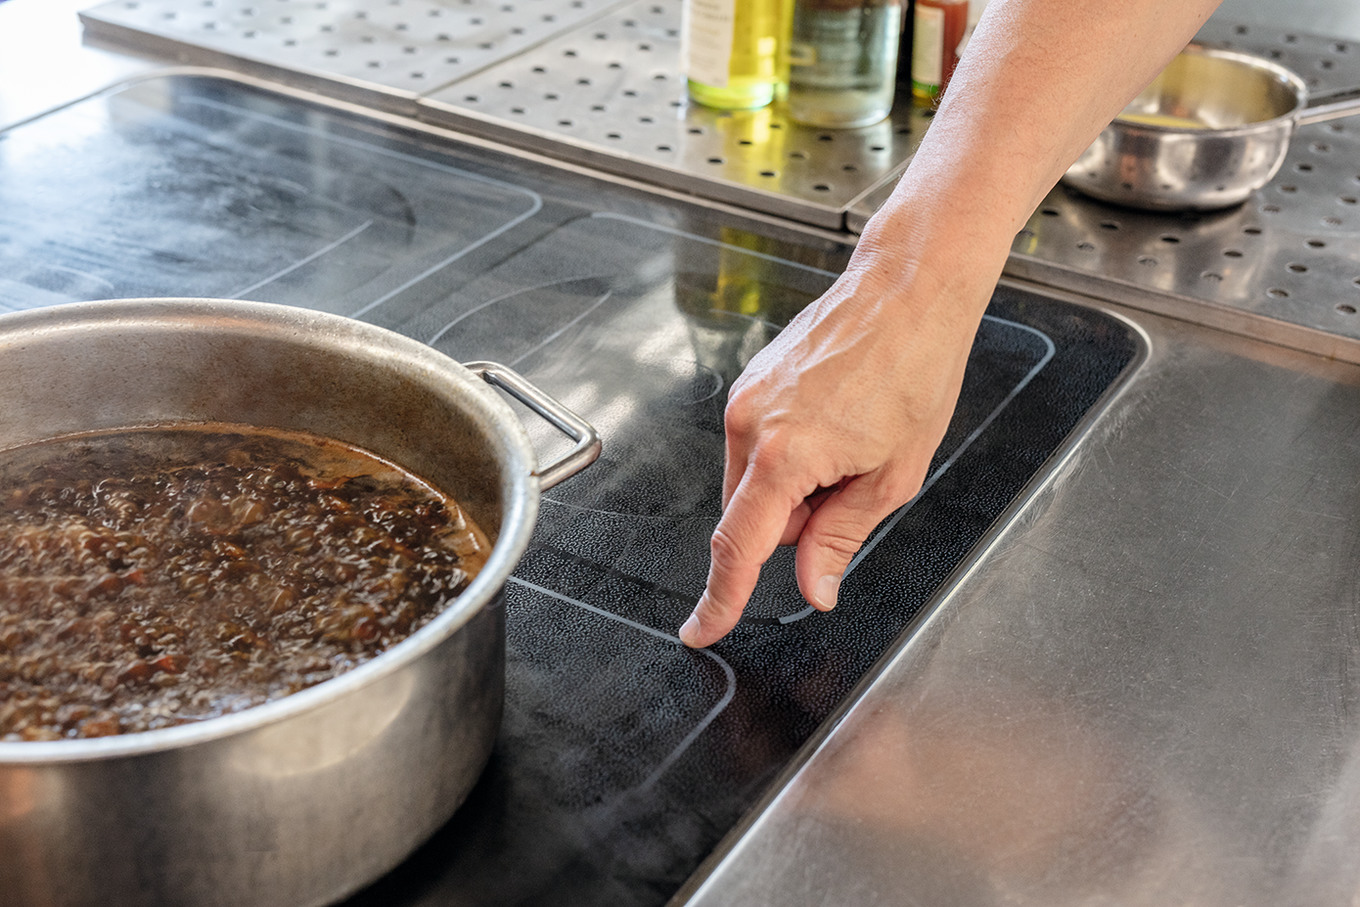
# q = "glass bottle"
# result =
<box><xmin>683</xmin><ymin>0</ymin><xmax>791</xmax><ymax>110</ymax></box>
<box><xmin>787</xmin><ymin>0</ymin><xmax>902</xmax><ymax>128</ymax></box>
<box><xmin>910</xmin><ymin>0</ymin><xmax>967</xmax><ymax>101</ymax></box>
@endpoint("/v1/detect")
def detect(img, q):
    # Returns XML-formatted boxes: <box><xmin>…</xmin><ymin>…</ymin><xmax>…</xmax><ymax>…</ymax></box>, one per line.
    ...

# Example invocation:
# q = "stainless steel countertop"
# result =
<box><xmin>6</xmin><ymin>1</ymin><xmax>1360</xmax><ymax>904</ymax></box>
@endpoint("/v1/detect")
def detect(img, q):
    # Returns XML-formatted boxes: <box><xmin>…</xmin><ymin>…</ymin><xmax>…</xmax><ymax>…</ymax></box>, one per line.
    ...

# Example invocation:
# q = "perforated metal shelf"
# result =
<box><xmin>416</xmin><ymin>0</ymin><xmax>925</xmax><ymax>228</ymax></box>
<box><xmin>79</xmin><ymin>0</ymin><xmax>635</xmax><ymax>113</ymax></box>
<box><xmin>1195</xmin><ymin>17</ymin><xmax>1360</xmax><ymax>98</ymax></box>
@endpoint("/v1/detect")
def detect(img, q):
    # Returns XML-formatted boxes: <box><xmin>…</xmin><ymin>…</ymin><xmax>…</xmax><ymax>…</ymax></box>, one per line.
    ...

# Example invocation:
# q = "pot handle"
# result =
<box><xmin>464</xmin><ymin>361</ymin><xmax>602</xmax><ymax>490</ymax></box>
<box><xmin>1298</xmin><ymin>86</ymin><xmax>1360</xmax><ymax>127</ymax></box>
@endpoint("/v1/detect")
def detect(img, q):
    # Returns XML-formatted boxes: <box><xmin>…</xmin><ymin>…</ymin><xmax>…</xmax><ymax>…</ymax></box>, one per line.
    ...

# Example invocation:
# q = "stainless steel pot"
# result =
<box><xmin>1061</xmin><ymin>44</ymin><xmax>1360</xmax><ymax>211</ymax></box>
<box><xmin>0</xmin><ymin>298</ymin><xmax>600</xmax><ymax>907</ymax></box>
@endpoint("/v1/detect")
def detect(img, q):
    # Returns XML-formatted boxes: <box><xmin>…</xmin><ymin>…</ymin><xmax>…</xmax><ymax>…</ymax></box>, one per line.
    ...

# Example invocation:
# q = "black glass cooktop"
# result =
<box><xmin>0</xmin><ymin>75</ymin><xmax>1141</xmax><ymax>906</ymax></box>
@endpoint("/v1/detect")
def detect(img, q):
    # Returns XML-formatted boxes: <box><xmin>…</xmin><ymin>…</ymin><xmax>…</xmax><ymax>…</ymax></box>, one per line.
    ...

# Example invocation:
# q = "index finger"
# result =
<box><xmin>679</xmin><ymin>467</ymin><xmax>798</xmax><ymax>648</ymax></box>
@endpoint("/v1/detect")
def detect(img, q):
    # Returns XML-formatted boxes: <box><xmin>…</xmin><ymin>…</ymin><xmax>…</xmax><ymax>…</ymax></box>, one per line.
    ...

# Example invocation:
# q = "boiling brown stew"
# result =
<box><xmin>0</xmin><ymin>424</ymin><xmax>490</xmax><ymax>741</ymax></box>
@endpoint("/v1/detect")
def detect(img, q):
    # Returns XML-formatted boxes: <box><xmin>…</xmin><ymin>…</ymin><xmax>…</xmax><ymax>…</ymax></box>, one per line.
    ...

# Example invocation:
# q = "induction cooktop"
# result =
<box><xmin>0</xmin><ymin>74</ymin><xmax>1141</xmax><ymax>905</ymax></box>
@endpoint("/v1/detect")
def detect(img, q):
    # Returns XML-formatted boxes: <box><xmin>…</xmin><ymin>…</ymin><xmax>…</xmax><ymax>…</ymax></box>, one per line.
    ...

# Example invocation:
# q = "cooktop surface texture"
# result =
<box><xmin>0</xmin><ymin>74</ymin><xmax>1141</xmax><ymax>905</ymax></box>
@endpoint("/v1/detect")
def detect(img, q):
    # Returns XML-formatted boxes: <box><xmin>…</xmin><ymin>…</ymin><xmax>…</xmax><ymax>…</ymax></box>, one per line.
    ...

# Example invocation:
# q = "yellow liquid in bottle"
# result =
<box><xmin>684</xmin><ymin>0</ymin><xmax>791</xmax><ymax>110</ymax></box>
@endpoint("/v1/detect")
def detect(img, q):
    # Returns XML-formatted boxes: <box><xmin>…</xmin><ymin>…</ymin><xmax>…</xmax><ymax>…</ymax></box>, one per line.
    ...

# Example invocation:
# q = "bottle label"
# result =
<box><xmin>911</xmin><ymin>4</ymin><xmax>945</xmax><ymax>90</ymax></box>
<box><xmin>682</xmin><ymin>0</ymin><xmax>737</xmax><ymax>87</ymax></box>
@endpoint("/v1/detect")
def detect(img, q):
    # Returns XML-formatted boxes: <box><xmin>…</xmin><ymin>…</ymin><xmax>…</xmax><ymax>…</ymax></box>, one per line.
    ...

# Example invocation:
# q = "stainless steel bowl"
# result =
<box><xmin>0</xmin><ymin>298</ymin><xmax>599</xmax><ymax>907</ymax></box>
<box><xmin>1062</xmin><ymin>45</ymin><xmax>1360</xmax><ymax>211</ymax></box>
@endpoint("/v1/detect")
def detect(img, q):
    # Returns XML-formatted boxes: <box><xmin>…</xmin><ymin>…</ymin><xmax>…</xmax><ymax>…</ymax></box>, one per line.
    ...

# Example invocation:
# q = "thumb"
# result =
<box><xmin>794</xmin><ymin>475</ymin><xmax>919</xmax><ymax>611</ymax></box>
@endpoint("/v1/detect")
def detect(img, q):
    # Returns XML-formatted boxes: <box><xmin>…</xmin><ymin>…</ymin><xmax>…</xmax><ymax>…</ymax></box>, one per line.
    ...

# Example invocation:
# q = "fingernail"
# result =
<box><xmin>814</xmin><ymin>574</ymin><xmax>841</xmax><ymax>611</ymax></box>
<box><xmin>679</xmin><ymin>613</ymin><xmax>701</xmax><ymax>647</ymax></box>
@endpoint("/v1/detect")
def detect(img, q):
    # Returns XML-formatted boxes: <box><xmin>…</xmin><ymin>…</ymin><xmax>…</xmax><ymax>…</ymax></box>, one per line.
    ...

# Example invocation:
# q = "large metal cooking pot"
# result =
<box><xmin>1062</xmin><ymin>44</ymin><xmax>1360</xmax><ymax>211</ymax></box>
<box><xmin>0</xmin><ymin>298</ymin><xmax>600</xmax><ymax>907</ymax></box>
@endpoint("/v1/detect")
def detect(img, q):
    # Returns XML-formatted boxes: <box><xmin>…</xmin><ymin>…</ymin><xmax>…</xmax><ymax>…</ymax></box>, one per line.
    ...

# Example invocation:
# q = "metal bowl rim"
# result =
<box><xmin>1113</xmin><ymin>43</ymin><xmax>1311</xmax><ymax>136</ymax></box>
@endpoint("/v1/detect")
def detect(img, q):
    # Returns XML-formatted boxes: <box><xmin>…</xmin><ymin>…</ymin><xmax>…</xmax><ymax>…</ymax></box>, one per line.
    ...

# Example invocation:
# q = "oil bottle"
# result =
<box><xmin>682</xmin><ymin>0</ymin><xmax>791</xmax><ymax>109</ymax></box>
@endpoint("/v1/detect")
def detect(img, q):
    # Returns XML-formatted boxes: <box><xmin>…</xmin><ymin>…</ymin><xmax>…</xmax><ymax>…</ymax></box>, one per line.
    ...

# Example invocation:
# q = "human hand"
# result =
<box><xmin>677</xmin><ymin>234</ymin><xmax>999</xmax><ymax>648</ymax></box>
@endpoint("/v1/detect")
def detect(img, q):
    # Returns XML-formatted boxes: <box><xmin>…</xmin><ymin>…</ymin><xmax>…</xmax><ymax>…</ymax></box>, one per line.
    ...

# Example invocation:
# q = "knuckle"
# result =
<box><xmin>723</xmin><ymin>390</ymin><xmax>758</xmax><ymax>434</ymax></box>
<box><xmin>812</xmin><ymin>526</ymin><xmax>865</xmax><ymax>563</ymax></box>
<box><xmin>708</xmin><ymin>522</ymin><xmax>750</xmax><ymax>566</ymax></box>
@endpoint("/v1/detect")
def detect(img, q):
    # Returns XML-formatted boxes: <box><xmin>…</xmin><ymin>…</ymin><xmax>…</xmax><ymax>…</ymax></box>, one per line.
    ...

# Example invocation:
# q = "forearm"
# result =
<box><xmin>852</xmin><ymin>0</ymin><xmax>1222</xmax><ymax>318</ymax></box>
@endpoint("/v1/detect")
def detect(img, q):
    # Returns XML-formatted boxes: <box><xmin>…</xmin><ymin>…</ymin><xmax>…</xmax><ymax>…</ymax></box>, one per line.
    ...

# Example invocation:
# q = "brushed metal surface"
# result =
<box><xmin>417</xmin><ymin>0</ymin><xmax>925</xmax><ymax>228</ymax></box>
<box><xmin>678</xmin><ymin>286</ymin><xmax>1360</xmax><ymax>906</ymax></box>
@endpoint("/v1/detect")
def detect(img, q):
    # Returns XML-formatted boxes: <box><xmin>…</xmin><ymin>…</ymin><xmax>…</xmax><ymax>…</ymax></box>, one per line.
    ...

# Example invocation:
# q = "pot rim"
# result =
<box><xmin>0</xmin><ymin>297</ymin><xmax>538</xmax><ymax>764</ymax></box>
